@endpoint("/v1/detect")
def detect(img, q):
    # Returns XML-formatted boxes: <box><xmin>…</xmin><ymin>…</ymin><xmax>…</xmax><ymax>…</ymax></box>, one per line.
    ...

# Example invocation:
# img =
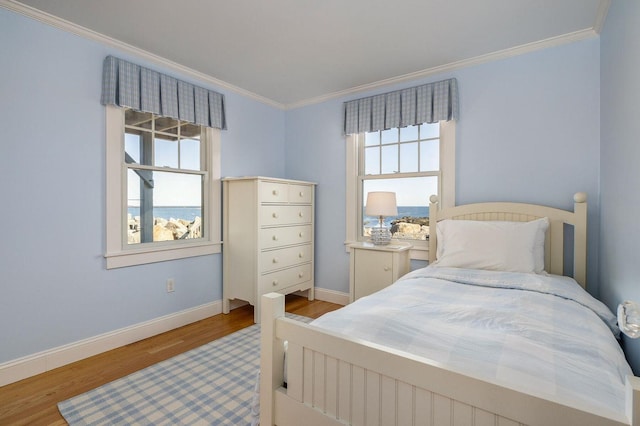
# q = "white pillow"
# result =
<box><xmin>434</xmin><ymin>217</ymin><xmax>549</xmax><ymax>274</ymax></box>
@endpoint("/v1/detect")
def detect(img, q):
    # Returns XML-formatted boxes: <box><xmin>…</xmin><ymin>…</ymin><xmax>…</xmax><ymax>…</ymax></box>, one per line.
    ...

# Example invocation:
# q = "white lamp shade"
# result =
<box><xmin>365</xmin><ymin>192</ymin><xmax>398</xmax><ymax>217</ymax></box>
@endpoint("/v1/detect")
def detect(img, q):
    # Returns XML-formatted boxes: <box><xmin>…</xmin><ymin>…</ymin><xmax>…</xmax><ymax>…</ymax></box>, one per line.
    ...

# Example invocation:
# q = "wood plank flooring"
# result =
<box><xmin>0</xmin><ymin>295</ymin><xmax>341</xmax><ymax>425</ymax></box>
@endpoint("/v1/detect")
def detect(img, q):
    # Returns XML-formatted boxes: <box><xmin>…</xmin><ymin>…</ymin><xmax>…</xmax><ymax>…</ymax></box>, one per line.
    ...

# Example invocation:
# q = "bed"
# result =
<box><xmin>259</xmin><ymin>193</ymin><xmax>640</xmax><ymax>426</ymax></box>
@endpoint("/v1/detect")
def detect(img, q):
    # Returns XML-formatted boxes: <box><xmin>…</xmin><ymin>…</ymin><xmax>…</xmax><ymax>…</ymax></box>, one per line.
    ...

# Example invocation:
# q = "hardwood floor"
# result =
<box><xmin>0</xmin><ymin>295</ymin><xmax>341</xmax><ymax>426</ymax></box>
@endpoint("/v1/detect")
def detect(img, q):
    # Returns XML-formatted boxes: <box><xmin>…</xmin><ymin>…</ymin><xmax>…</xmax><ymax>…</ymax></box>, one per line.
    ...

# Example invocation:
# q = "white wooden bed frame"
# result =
<box><xmin>260</xmin><ymin>193</ymin><xmax>640</xmax><ymax>426</ymax></box>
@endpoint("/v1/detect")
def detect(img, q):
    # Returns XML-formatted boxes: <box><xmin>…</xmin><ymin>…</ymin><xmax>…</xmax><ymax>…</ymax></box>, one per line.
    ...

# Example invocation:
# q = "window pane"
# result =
<box><xmin>362</xmin><ymin>176</ymin><xmax>437</xmax><ymax>241</ymax></box>
<box><xmin>400</xmin><ymin>142</ymin><xmax>418</xmax><ymax>173</ymax></box>
<box><xmin>420</xmin><ymin>122</ymin><xmax>439</xmax><ymax>139</ymax></box>
<box><xmin>125</xmin><ymin>133</ymin><xmax>141</xmax><ymax>164</ymax></box>
<box><xmin>125</xmin><ymin>109</ymin><xmax>152</xmax><ymax>129</ymax></box>
<box><xmin>420</xmin><ymin>139</ymin><xmax>440</xmax><ymax>171</ymax></box>
<box><xmin>181</xmin><ymin>123</ymin><xmax>201</xmax><ymax>139</ymax></box>
<box><xmin>127</xmin><ymin>169</ymin><xmax>203</xmax><ymax>244</ymax></box>
<box><xmin>155</xmin><ymin>116</ymin><xmax>179</xmax><ymax>136</ymax></box>
<box><xmin>381</xmin><ymin>128</ymin><xmax>398</xmax><ymax>144</ymax></box>
<box><xmin>365</xmin><ymin>146</ymin><xmax>380</xmax><ymax>175</ymax></box>
<box><xmin>155</xmin><ymin>138</ymin><xmax>178</xmax><ymax>168</ymax></box>
<box><xmin>399</xmin><ymin>125</ymin><xmax>419</xmax><ymax>142</ymax></box>
<box><xmin>381</xmin><ymin>145</ymin><xmax>398</xmax><ymax>174</ymax></box>
<box><xmin>365</xmin><ymin>131</ymin><xmax>379</xmax><ymax>146</ymax></box>
<box><xmin>180</xmin><ymin>138</ymin><xmax>201</xmax><ymax>170</ymax></box>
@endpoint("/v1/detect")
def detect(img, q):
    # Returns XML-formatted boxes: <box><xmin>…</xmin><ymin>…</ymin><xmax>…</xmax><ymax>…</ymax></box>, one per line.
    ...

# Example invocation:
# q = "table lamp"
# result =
<box><xmin>365</xmin><ymin>191</ymin><xmax>398</xmax><ymax>245</ymax></box>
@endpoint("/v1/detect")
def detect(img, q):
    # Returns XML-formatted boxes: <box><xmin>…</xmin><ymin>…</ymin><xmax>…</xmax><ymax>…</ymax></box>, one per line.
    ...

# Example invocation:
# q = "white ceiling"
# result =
<box><xmin>7</xmin><ymin>0</ymin><xmax>609</xmax><ymax>108</ymax></box>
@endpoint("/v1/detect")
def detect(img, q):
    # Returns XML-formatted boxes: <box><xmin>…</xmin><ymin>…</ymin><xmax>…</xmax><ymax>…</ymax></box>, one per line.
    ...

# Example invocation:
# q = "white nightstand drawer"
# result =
<box><xmin>260</xmin><ymin>181</ymin><xmax>288</xmax><ymax>203</ymax></box>
<box><xmin>260</xmin><ymin>244</ymin><xmax>312</xmax><ymax>273</ymax></box>
<box><xmin>260</xmin><ymin>263</ymin><xmax>312</xmax><ymax>293</ymax></box>
<box><xmin>260</xmin><ymin>205</ymin><xmax>312</xmax><ymax>226</ymax></box>
<box><xmin>260</xmin><ymin>225</ymin><xmax>312</xmax><ymax>249</ymax></box>
<box><xmin>288</xmin><ymin>184</ymin><xmax>313</xmax><ymax>204</ymax></box>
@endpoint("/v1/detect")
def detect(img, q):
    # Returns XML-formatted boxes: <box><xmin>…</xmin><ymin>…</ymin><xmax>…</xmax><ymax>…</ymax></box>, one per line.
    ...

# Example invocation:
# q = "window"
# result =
<box><xmin>105</xmin><ymin>106</ymin><xmax>221</xmax><ymax>268</ymax></box>
<box><xmin>346</xmin><ymin>121</ymin><xmax>455</xmax><ymax>259</ymax></box>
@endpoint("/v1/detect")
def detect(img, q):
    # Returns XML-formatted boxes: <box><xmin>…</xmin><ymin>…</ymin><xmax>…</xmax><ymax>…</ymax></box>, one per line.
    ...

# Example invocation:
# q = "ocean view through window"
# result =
<box><xmin>104</xmin><ymin>89</ymin><xmax>222</xmax><ymax>267</ymax></box>
<box><xmin>124</xmin><ymin>109</ymin><xmax>206</xmax><ymax>245</ymax></box>
<box><xmin>359</xmin><ymin>124</ymin><xmax>440</xmax><ymax>242</ymax></box>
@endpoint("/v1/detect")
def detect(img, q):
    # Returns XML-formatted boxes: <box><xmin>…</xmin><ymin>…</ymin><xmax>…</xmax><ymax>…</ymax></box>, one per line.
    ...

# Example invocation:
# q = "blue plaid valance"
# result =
<box><xmin>101</xmin><ymin>56</ymin><xmax>227</xmax><ymax>130</ymax></box>
<box><xmin>343</xmin><ymin>78</ymin><xmax>458</xmax><ymax>135</ymax></box>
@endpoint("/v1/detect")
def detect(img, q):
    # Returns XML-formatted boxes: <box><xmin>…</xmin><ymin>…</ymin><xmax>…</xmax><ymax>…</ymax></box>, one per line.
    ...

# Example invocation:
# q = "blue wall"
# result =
<box><xmin>600</xmin><ymin>1</ymin><xmax>640</xmax><ymax>373</ymax></box>
<box><xmin>0</xmin><ymin>8</ymin><xmax>285</xmax><ymax>363</ymax></box>
<box><xmin>285</xmin><ymin>38</ymin><xmax>601</xmax><ymax>295</ymax></box>
<box><xmin>0</xmin><ymin>4</ymin><xmax>608</xmax><ymax>369</ymax></box>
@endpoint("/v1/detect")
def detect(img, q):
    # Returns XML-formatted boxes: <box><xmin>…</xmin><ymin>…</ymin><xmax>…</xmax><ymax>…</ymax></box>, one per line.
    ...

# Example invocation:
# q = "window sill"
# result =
<box><xmin>105</xmin><ymin>241</ymin><xmax>222</xmax><ymax>269</ymax></box>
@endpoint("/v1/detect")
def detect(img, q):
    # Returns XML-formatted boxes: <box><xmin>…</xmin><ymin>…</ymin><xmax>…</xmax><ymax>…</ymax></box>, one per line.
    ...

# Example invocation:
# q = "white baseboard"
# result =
<box><xmin>0</xmin><ymin>288</ymin><xmax>348</xmax><ymax>387</ymax></box>
<box><xmin>314</xmin><ymin>287</ymin><xmax>349</xmax><ymax>306</ymax></box>
<box><xmin>0</xmin><ymin>301</ymin><xmax>222</xmax><ymax>387</ymax></box>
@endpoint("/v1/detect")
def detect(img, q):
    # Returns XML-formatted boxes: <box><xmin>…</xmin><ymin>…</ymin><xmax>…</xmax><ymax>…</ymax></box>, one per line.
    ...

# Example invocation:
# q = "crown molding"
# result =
<box><xmin>0</xmin><ymin>0</ymin><xmax>286</xmax><ymax>110</ymax></box>
<box><xmin>285</xmin><ymin>28</ymin><xmax>599</xmax><ymax>110</ymax></box>
<box><xmin>593</xmin><ymin>0</ymin><xmax>611</xmax><ymax>34</ymax></box>
<box><xmin>2</xmin><ymin>0</ymin><xmax>604</xmax><ymax>112</ymax></box>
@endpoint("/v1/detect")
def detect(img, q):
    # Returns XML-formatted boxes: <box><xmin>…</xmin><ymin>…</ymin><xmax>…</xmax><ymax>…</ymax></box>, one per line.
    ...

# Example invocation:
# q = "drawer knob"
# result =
<box><xmin>272</xmin><ymin>189</ymin><xmax>279</xmax><ymax>196</ymax></box>
<box><xmin>298</xmin><ymin>252</ymin><xmax>304</xmax><ymax>258</ymax></box>
<box><xmin>383</xmin><ymin>266</ymin><xmax>390</xmax><ymax>272</ymax></box>
<box><xmin>272</xmin><ymin>280</ymin><xmax>278</xmax><ymax>286</ymax></box>
<box><xmin>272</xmin><ymin>257</ymin><xmax>279</xmax><ymax>264</ymax></box>
<box><xmin>299</xmin><ymin>191</ymin><xmax>304</xmax><ymax>197</ymax></box>
<box><xmin>298</xmin><ymin>272</ymin><xmax>304</xmax><ymax>278</ymax></box>
<box><xmin>272</xmin><ymin>235</ymin><xmax>278</xmax><ymax>241</ymax></box>
<box><xmin>298</xmin><ymin>212</ymin><xmax>304</xmax><ymax>217</ymax></box>
<box><xmin>298</xmin><ymin>232</ymin><xmax>304</xmax><ymax>238</ymax></box>
<box><xmin>272</xmin><ymin>212</ymin><xmax>279</xmax><ymax>219</ymax></box>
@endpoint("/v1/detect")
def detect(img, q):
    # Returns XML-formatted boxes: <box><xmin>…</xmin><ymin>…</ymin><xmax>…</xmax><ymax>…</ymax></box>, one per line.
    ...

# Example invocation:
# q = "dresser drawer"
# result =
<box><xmin>288</xmin><ymin>184</ymin><xmax>313</xmax><ymax>204</ymax></box>
<box><xmin>260</xmin><ymin>244</ymin><xmax>312</xmax><ymax>273</ymax></box>
<box><xmin>260</xmin><ymin>205</ymin><xmax>312</xmax><ymax>226</ymax></box>
<box><xmin>260</xmin><ymin>263</ymin><xmax>312</xmax><ymax>293</ymax></box>
<box><xmin>260</xmin><ymin>181</ymin><xmax>288</xmax><ymax>203</ymax></box>
<box><xmin>260</xmin><ymin>225</ymin><xmax>312</xmax><ymax>249</ymax></box>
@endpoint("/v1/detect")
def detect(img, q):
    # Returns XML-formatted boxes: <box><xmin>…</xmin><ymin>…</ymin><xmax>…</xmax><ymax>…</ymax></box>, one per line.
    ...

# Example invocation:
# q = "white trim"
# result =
<box><xmin>105</xmin><ymin>242</ymin><xmax>222</xmax><ymax>269</ymax></box>
<box><xmin>1</xmin><ymin>0</ymin><xmax>602</xmax><ymax>111</ymax></box>
<box><xmin>439</xmin><ymin>120</ymin><xmax>456</xmax><ymax>209</ymax></box>
<box><xmin>345</xmin><ymin>134</ymin><xmax>359</xmax><ymax>247</ymax></box>
<box><xmin>313</xmin><ymin>287</ymin><xmax>349</xmax><ymax>306</ymax></box>
<box><xmin>593</xmin><ymin>0</ymin><xmax>611</xmax><ymax>34</ymax></box>
<box><xmin>0</xmin><ymin>0</ymin><xmax>283</xmax><ymax>109</ymax></box>
<box><xmin>104</xmin><ymin>106</ymin><xmax>222</xmax><ymax>269</ymax></box>
<box><xmin>345</xmin><ymin>123</ymin><xmax>455</xmax><ymax>259</ymax></box>
<box><xmin>0</xmin><ymin>301</ymin><xmax>222</xmax><ymax>387</ymax></box>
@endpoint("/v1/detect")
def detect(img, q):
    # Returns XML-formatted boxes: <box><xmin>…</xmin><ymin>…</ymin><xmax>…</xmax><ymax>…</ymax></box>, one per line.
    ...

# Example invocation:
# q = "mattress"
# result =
<box><xmin>310</xmin><ymin>266</ymin><xmax>631</xmax><ymax>417</ymax></box>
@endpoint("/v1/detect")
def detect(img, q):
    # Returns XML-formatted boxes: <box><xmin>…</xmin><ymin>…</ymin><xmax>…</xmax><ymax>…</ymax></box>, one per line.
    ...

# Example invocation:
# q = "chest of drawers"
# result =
<box><xmin>222</xmin><ymin>177</ymin><xmax>315</xmax><ymax>323</ymax></box>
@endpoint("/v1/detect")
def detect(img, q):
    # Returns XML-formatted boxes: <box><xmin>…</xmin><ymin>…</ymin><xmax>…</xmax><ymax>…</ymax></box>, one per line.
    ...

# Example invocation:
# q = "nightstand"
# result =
<box><xmin>348</xmin><ymin>242</ymin><xmax>411</xmax><ymax>302</ymax></box>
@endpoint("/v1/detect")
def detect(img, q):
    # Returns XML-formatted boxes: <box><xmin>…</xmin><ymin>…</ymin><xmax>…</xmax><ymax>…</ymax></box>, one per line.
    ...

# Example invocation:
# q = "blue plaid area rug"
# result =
<box><xmin>58</xmin><ymin>313</ymin><xmax>311</xmax><ymax>425</ymax></box>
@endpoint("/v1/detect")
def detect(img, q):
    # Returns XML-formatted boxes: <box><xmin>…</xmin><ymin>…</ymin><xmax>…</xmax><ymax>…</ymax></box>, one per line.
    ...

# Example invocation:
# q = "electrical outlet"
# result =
<box><xmin>166</xmin><ymin>278</ymin><xmax>175</xmax><ymax>293</ymax></box>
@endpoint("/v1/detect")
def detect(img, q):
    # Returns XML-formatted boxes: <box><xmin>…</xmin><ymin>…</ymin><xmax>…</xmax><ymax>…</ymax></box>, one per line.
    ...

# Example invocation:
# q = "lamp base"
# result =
<box><xmin>370</xmin><ymin>227</ymin><xmax>392</xmax><ymax>245</ymax></box>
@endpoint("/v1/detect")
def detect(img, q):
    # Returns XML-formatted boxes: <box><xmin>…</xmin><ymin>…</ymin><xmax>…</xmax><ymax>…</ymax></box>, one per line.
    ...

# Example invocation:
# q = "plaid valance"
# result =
<box><xmin>343</xmin><ymin>78</ymin><xmax>458</xmax><ymax>135</ymax></box>
<box><xmin>100</xmin><ymin>56</ymin><xmax>226</xmax><ymax>130</ymax></box>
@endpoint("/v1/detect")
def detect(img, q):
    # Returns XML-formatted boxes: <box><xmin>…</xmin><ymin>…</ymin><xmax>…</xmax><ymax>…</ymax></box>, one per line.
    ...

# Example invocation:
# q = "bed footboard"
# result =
<box><xmin>260</xmin><ymin>293</ymin><xmax>638</xmax><ymax>426</ymax></box>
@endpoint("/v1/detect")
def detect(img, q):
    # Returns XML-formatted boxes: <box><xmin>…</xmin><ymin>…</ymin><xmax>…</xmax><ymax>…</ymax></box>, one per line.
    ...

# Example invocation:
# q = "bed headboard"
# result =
<box><xmin>428</xmin><ymin>192</ymin><xmax>588</xmax><ymax>288</ymax></box>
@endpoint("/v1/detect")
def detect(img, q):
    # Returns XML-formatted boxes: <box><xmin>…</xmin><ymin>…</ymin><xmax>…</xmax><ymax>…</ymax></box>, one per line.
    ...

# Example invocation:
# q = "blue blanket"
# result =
<box><xmin>311</xmin><ymin>266</ymin><xmax>632</xmax><ymax>417</ymax></box>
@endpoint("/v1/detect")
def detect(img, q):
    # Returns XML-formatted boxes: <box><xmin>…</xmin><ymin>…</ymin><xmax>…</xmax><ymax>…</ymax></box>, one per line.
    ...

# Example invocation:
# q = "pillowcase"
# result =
<box><xmin>434</xmin><ymin>217</ymin><xmax>549</xmax><ymax>274</ymax></box>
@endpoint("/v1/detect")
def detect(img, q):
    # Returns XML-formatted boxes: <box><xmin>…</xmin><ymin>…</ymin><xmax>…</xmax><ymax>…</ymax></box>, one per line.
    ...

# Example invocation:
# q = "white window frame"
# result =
<box><xmin>345</xmin><ymin>120</ymin><xmax>456</xmax><ymax>260</ymax></box>
<box><xmin>104</xmin><ymin>105</ymin><xmax>221</xmax><ymax>269</ymax></box>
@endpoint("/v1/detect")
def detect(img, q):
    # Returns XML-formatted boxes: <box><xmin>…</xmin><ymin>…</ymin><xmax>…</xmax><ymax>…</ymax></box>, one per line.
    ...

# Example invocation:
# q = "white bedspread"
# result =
<box><xmin>311</xmin><ymin>266</ymin><xmax>632</xmax><ymax>417</ymax></box>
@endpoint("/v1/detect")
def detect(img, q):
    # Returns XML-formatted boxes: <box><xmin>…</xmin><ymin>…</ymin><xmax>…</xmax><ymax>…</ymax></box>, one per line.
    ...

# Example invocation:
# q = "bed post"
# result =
<box><xmin>573</xmin><ymin>192</ymin><xmax>587</xmax><ymax>288</ymax></box>
<box><xmin>626</xmin><ymin>376</ymin><xmax>640</xmax><ymax>425</ymax></box>
<box><xmin>260</xmin><ymin>293</ymin><xmax>286</xmax><ymax>426</ymax></box>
